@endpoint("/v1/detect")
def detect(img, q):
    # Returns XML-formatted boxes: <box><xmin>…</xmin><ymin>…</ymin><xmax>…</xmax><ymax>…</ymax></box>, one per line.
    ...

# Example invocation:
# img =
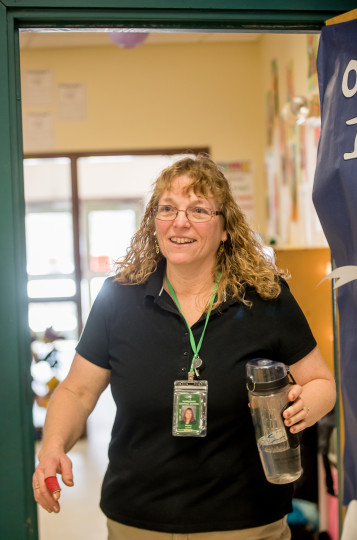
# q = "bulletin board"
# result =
<box><xmin>218</xmin><ymin>161</ymin><xmax>255</xmax><ymax>227</ymax></box>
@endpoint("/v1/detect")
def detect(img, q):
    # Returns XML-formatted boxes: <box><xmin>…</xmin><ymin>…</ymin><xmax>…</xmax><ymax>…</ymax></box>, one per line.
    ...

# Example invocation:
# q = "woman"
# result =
<box><xmin>181</xmin><ymin>407</ymin><xmax>196</xmax><ymax>425</ymax></box>
<box><xmin>33</xmin><ymin>155</ymin><xmax>336</xmax><ymax>539</ymax></box>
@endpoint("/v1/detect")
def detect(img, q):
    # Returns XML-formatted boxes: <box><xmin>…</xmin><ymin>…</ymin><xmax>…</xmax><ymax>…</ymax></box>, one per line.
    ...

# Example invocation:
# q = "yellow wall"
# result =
<box><xmin>20</xmin><ymin>40</ymin><xmax>264</xmax><ymax>156</ymax></box>
<box><xmin>260</xmin><ymin>33</ymin><xmax>316</xmax><ymax>123</ymax></box>
<box><xmin>20</xmin><ymin>34</ymin><xmax>316</xmax><ymax>235</ymax></box>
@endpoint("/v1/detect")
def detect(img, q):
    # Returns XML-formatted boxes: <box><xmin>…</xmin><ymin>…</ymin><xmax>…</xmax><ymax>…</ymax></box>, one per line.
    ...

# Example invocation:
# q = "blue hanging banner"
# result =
<box><xmin>313</xmin><ymin>18</ymin><xmax>357</xmax><ymax>505</ymax></box>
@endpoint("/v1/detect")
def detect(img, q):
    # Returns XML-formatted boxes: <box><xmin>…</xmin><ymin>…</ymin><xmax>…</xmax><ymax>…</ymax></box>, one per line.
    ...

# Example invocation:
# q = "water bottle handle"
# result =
<box><xmin>281</xmin><ymin>402</ymin><xmax>300</xmax><ymax>449</ymax></box>
<box><xmin>287</xmin><ymin>367</ymin><xmax>297</xmax><ymax>385</ymax></box>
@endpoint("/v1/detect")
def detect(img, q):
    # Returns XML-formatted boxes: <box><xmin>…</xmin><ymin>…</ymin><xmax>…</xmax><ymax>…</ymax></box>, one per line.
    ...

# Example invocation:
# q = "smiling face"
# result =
<box><xmin>184</xmin><ymin>408</ymin><xmax>193</xmax><ymax>423</ymax></box>
<box><xmin>155</xmin><ymin>175</ymin><xmax>227</xmax><ymax>273</ymax></box>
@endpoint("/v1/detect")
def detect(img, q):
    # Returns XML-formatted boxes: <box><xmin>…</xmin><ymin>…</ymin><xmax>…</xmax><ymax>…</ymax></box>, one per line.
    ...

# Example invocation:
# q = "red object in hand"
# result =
<box><xmin>45</xmin><ymin>476</ymin><xmax>60</xmax><ymax>493</ymax></box>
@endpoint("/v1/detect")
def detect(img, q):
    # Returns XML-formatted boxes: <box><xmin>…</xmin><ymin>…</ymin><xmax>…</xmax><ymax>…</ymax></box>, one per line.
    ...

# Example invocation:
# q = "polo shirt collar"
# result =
<box><xmin>145</xmin><ymin>259</ymin><xmax>166</xmax><ymax>299</ymax></box>
<box><xmin>145</xmin><ymin>259</ymin><xmax>238</xmax><ymax>313</ymax></box>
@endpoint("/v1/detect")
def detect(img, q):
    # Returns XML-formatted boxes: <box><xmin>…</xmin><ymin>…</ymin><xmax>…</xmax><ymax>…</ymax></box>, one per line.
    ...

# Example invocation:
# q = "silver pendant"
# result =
<box><xmin>192</xmin><ymin>356</ymin><xmax>203</xmax><ymax>377</ymax></box>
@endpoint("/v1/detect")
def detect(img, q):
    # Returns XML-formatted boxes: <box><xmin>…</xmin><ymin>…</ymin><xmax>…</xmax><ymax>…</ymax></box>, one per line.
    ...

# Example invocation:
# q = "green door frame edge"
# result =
<box><xmin>1</xmin><ymin>2</ymin><xmax>351</xmax><ymax>538</ymax></box>
<box><xmin>0</xmin><ymin>4</ymin><xmax>38</xmax><ymax>540</ymax></box>
<box><xmin>4</xmin><ymin>3</ymin><xmax>357</xmax><ymax>31</ymax></box>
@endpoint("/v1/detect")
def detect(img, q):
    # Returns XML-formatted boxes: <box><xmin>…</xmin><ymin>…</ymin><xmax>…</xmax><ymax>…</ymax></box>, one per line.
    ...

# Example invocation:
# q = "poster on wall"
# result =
<box><xmin>307</xmin><ymin>35</ymin><xmax>319</xmax><ymax>93</ymax></box>
<box><xmin>286</xmin><ymin>60</ymin><xmax>295</xmax><ymax>103</ymax></box>
<box><xmin>22</xmin><ymin>69</ymin><xmax>53</xmax><ymax>107</ymax></box>
<box><xmin>58</xmin><ymin>83</ymin><xmax>86</xmax><ymax>121</ymax></box>
<box><xmin>23</xmin><ymin>112</ymin><xmax>54</xmax><ymax>152</ymax></box>
<box><xmin>271</xmin><ymin>59</ymin><xmax>280</xmax><ymax>118</ymax></box>
<box><xmin>218</xmin><ymin>161</ymin><xmax>255</xmax><ymax>227</ymax></box>
<box><xmin>265</xmin><ymin>116</ymin><xmax>324</xmax><ymax>247</ymax></box>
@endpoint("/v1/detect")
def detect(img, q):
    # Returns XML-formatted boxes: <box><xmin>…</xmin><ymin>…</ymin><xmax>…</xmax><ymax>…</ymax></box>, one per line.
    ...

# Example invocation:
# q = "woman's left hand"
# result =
<box><xmin>286</xmin><ymin>347</ymin><xmax>336</xmax><ymax>433</ymax></box>
<box><xmin>282</xmin><ymin>384</ymin><xmax>310</xmax><ymax>434</ymax></box>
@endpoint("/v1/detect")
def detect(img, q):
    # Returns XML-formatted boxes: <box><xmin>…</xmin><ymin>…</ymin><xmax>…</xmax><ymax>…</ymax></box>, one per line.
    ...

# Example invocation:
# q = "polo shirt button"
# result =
<box><xmin>181</xmin><ymin>367</ymin><xmax>186</xmax><ymax>372</ymax></box>
<box><xmin>183</xmin><ymin>352</ymin><xmax>188</xmax><ymax>356</ymax></box>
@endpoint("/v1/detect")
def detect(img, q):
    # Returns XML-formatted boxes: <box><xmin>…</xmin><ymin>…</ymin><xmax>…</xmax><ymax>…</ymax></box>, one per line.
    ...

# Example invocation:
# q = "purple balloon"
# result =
<box><xmin>108</xmin><ymin>32</ymin><xmax>149</xmax><ymax>49</ymax></box>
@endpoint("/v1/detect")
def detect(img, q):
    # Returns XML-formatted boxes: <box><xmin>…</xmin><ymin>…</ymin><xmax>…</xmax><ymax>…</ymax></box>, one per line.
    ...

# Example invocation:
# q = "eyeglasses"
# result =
<box><xmin>152</xmin><ymin>205</ymin><xmax>223</xmax><ymax>223</ymax></box>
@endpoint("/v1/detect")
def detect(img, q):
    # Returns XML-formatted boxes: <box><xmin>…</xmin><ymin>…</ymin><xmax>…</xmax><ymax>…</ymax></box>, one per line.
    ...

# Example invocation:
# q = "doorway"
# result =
<box><xmin>20</xmin><ymin>29</ymin><xmax>331</xmax><ymax>540</ymax></box>
<box><xmin>1</xmin><ymin>4</ymin><xmax>350</xmax><ymax>539</ymax></box>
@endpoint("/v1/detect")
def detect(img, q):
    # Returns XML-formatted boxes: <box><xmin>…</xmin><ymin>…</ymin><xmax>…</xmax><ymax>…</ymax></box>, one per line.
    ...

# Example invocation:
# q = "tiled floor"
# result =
<box><xmin>36</xmin><ymin>387</ymin><xmax>116</xmax><ymax>540</ymax></box>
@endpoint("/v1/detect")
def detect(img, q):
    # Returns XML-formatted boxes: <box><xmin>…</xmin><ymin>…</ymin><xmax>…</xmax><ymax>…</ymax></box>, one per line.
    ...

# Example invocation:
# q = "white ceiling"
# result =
<box><xmin>19</xmin><ymin>31</ymin><xmax>260</xmax><ymax>49</ymax></box>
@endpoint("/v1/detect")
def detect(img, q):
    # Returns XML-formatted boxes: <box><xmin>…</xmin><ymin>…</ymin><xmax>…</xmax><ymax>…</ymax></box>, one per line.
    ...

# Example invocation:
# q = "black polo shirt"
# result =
<box><xmin>76</xmin><ymin>261</ymin><xmax>317</xmax><ymax>533</ymax></box>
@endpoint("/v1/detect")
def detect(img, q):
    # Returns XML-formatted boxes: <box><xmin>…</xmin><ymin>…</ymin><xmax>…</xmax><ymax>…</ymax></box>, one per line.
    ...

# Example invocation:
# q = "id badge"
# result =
<box><xmin>172</xmin><ymin>380</ymin><xmax>208</xmax><ymax>437</ymax></box>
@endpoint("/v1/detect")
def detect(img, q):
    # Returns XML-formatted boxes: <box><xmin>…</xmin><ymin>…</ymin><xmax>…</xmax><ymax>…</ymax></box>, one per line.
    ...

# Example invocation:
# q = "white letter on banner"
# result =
<box><xmin>344</xmin><ymin>117</ymin><xmax>357</xmax><ymax>160</ymax></box>
<box><xmin>342</xmin><ymin>60</ymin><xmax>357</xmax><ymax>97</ymax></box>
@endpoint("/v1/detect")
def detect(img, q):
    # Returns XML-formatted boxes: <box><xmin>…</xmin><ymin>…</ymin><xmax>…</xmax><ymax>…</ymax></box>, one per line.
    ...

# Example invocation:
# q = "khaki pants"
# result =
<box><xmin>107</xmin><ymin>517</ymin><xmax>291</xmax><ymax>540</ymax></box>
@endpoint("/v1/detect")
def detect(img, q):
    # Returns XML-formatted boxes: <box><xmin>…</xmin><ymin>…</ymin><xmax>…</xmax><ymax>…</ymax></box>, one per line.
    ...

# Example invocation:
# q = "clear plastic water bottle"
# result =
<box><xmin>246</xmin><ymin>358</ymin><xmax>303</xmax><ymax>484</ymax></box>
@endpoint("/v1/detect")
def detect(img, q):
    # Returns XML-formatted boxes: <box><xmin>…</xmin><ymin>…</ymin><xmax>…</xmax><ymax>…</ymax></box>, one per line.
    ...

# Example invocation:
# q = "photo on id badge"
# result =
<box><xmin>176</xmin><ymin>394</ymin><xmax>201</xmax><ymax>434</ymax></box>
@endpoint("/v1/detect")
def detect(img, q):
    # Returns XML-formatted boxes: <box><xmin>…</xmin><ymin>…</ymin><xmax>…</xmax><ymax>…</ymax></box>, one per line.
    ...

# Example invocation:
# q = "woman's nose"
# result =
<box><xmin>173</xmin><ymin>209</ymin><xmax>190</xmax><ymax>225</ymax></box>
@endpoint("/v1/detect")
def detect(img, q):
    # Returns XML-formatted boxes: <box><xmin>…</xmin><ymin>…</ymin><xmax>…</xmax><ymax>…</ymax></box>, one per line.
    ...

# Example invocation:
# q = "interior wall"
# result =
<box><xmin>20</xmin><ymin>38</ymin><xmax>265</xmax><ymax>230</ymax></box>
<box><xmin>20</xmin><ymin>33</ymin><xmax>318</xmax><ymax>239</ymax></box>
<box><xmin>259</xmin><ymin>33</ymin><xmax>325</xmax><ymax>247</ymax></box>
<box><xmin>20</xmin><ymin>40</ymin><xmax>264</xmax><ymax>156</ymax></box>
<box><xmin>260</xmin><ymin>33</ymin><xmax>317</xmax><ymax>133</ymax></box>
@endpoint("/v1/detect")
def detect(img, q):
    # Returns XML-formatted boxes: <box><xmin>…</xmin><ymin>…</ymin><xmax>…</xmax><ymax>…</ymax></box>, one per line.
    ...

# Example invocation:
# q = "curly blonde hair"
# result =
<box><xmin>114</xmin><ymin>154</ymin><xmax>286</xmax><ymax>307</ymax></box>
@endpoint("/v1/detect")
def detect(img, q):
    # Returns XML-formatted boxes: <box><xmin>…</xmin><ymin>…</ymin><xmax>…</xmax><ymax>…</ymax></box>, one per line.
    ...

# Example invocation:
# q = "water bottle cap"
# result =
<box><xmin>246</xmin><ymin>358</ymin><xmax>289</xmax><ymax>393</ymax></box>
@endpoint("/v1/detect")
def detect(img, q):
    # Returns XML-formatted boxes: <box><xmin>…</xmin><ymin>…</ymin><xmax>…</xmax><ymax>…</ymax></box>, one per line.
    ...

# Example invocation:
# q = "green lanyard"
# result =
<box><xmin>166</xmin><ymin>271</ymin><xmax>221</xmax><ymax>377</ymax></box>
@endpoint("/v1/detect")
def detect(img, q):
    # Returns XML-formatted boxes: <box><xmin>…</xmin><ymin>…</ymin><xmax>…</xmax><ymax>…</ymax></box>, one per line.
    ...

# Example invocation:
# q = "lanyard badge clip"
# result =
<box><xmin>167</xmin><ymin>273</ymin><xmax>220</xmax><ymax>437</ymax></box>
